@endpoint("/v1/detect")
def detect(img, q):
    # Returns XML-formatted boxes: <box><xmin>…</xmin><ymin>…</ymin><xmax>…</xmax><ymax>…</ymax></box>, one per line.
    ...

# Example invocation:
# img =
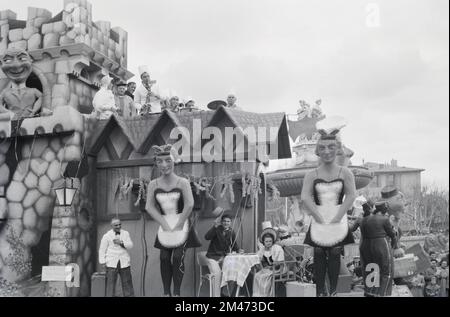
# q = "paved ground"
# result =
<box><xmin>337</xmin><ymin>285</ymin><xmax>413</xmax><ymax>297</ymax></box>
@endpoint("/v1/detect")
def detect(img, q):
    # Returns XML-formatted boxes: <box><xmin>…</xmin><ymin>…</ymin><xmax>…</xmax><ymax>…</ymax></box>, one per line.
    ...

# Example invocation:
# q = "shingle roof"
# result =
<box><xmin>226</xmin><ymin>108</ymin><xmax>286</xmax><ymax>143</ymax></box>
<box><xmin>88</xmin><ymin>107</ymin><xmax>291</xmax><ymax>160</ymax></box>
<box><xmin>121</xmin><ymin>115</ymin><xmax>160</xmax><ymax>149</ymax></box>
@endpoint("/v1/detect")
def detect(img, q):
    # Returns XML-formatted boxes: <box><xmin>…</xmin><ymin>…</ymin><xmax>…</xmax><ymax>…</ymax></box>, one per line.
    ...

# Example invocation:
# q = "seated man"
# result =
<box><xmin>205</xmin><ymin>213</ymin><xmax>242</xmax><ymax>296</ymax></box>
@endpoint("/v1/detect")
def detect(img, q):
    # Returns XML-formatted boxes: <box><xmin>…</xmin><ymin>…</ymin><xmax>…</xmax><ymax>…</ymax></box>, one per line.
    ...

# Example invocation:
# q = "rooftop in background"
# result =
<box><xmin>364</xmin><ymin>159</ymin><xmax>425</xmax><ymax>174</ymax></box>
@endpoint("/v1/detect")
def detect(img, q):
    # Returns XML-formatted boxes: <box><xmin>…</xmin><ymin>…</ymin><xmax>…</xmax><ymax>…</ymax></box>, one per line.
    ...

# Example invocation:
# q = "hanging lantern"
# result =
<box><xmin>54</xmin><ymin>178</ymin><xmax>78</xmax><ymax>207</ymax></box>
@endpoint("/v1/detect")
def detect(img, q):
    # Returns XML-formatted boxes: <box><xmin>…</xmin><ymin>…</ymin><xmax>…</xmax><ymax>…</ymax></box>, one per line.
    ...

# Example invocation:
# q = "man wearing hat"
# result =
<box><xmin>115</xmin><ymin>80</ymin><xmax>137</xmax><ymax>119</ymax></box>
<box><xmin>134</xmin><ymin>66</ymin><xmax>162</xmax><ymax>114</ymax></box>
<box><xmin>358</xmin><ymin>189</ymin><xmax>406</xmax><ymax>297</ymax></box>
<box><xmin>380</xmin><ymin>185</ymin><xmax>406</xmax><ymax>240</ymax></box>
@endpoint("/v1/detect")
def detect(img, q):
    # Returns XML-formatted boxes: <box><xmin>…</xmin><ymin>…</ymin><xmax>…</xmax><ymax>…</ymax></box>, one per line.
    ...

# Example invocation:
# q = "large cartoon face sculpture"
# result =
<box><xmin>0</xmin><ymin>48</ymin><xmax>33</xmax><ymax>84</ymax></box>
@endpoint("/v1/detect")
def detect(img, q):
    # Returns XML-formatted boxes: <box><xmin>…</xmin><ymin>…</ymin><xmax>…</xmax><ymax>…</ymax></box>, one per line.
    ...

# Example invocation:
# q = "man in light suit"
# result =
<box><xmin>99</xmin><ymin>218</ymin><xmax>135</xmax><ymax>297</ymax></box>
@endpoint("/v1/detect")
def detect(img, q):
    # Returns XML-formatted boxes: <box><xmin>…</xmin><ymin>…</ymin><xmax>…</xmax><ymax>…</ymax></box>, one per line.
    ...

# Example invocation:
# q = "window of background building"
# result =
<box><xmin>387</xmin><ymin>174</ymin><xmax>395</xmax><ymax>185</ymax></box>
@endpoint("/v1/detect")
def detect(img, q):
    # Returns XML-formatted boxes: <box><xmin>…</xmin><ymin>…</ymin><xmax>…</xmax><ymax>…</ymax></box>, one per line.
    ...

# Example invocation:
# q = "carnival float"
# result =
<box><xmin>1</xmin><ymin>0</ymin><xmax>435</xmax><ymax>298</ymax></box>
<box><xmin>0</xmin><ymin>0</ymin><xmax>295</xmax><ymax>297</ymax></box>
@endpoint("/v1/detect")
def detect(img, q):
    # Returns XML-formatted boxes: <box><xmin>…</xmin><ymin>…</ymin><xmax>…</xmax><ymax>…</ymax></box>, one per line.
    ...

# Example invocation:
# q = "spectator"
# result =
<box><xmin>429</xmin><ymin>251</ymin><xmax>438</xmax><ymax>263</ymax></box>
<box><xmin>185</xmin><ymin>100</ymin><xmax>195</xmax><ymax>109</ymax></box>
<box><xmin>226</xmin><ymin>94</ymin><xmax>241</xmax><ymax>109</ymax></box>
<box><xmin>98</xmin><ymin>218</ymin><xmax>135</xmax><ymax>297</ymax></box>
<box><xmin>115</xmin><ymin>80</ymin><xmax>137</xmax><ymax>119</ymax></box>
<box><xmin>126</xmin><ymin>82</ymin><xmax>136</xmax><ymax>100</ymax></box>
<box><xmin>409</xmin><ymin>273</ymin><xmax>425</xmax><ymax>297</ymax></box>
<box><xmin>168</xmin><ymin>96</ymin><xmax>181</xmax><ymax>112</ymax></box>
<box><xmin>425</xmin><ymin>259</ymin><xmax>439</xmax><ymax>279</ymax></box>
<box><xmin>424</xmin><ymin>276</ymin><xmax>440</xmax><ymax>297</ymax></box>
<box><xmin>438</xmin><ymin>259</ymin><xmax>448</xmax><ymax>297</ymax></box>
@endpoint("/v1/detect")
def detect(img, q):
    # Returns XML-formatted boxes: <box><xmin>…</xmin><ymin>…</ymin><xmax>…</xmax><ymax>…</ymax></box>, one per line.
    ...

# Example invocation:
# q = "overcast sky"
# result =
<box><xmin>7</xmin><ymin>0</ymin><xmax>450</xmax><ymax>188</ymax></box>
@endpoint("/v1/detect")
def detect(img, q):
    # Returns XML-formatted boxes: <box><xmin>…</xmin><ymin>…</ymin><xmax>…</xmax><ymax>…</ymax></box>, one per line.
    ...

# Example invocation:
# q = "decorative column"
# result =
<box><xmin>47</xmin><ymin>202</ymin><xmax>79</xmax><ymax>297</ymax></box>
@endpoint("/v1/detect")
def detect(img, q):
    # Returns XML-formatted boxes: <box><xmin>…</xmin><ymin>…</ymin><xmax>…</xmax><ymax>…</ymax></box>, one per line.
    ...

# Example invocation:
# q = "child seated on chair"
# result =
<box><xmin>253</xmin><ymin>228</ymin><xmax>285</xmax><ymax>297</ymax></box>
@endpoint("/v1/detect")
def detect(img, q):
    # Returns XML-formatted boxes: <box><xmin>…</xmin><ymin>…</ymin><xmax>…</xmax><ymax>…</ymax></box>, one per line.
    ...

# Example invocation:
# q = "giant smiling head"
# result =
<box><xmin>0</xmin><ymin>48</ymin><xmax>33</xmax><ymax>84</ymax></box>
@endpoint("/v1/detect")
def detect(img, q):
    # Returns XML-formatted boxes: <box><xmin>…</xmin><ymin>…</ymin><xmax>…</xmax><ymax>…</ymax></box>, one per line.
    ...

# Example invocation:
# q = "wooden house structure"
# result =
<box><xmin>86</xmin><ymin>107</ymin><xmax>291</xmax><ymax>296</ymax></box>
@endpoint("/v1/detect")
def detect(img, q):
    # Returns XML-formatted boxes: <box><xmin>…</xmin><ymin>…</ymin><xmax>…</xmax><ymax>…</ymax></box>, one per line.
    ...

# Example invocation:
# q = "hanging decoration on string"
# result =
<box><xmin>114</xmin><ymin>172</ymin><xmax>262</xmax><ymax>211</ymax></box>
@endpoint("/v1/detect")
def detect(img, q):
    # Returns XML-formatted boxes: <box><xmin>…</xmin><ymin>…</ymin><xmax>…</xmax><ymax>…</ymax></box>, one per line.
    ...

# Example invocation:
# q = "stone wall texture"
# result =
<box><xmin>0</xmin><ymin>113</ymin><xmax>98</xmax><ymax>297</ymax></box>
<box><xmin>0</xmin><ymin>1</ymin><xmax>128</xmax><ymax>68</ymax></box>
<box><xmin>0</xmin><ymin>0</ymin><xmax>131</xmax><ymax>297</ymax></box>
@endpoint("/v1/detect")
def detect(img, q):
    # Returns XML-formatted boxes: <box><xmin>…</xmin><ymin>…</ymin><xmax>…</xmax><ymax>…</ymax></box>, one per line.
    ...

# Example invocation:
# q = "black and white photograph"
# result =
<box><xmin>0</xmin><ymin>0</ymin><xmax>448</xmax><ymax>303</ymax></box>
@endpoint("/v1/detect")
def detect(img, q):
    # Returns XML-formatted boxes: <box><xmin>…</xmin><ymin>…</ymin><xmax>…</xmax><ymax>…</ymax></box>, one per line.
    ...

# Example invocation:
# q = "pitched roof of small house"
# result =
<box><xmin>88</xmin><ymin>114</ymin><xmax>159</xmax><ymax>155</ymax></box>
<box><xmin>87</xmin><ymin>106</ymin><xmax>292</xmax><ymax>160</ymax></box>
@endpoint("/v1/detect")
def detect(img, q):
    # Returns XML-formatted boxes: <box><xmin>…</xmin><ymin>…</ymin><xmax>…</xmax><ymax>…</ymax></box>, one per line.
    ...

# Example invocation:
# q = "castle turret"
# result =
<box><xmin>0</xmin><ymin>0</ymin><xmax>133</xmax><ymax>115</ymax></box>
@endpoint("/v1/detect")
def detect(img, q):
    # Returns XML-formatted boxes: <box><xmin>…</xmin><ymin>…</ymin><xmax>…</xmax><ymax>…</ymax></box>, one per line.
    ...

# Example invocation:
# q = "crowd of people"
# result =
<box><xmin>422</xmin><ymin>251</ymin><xmax>448</xmax><ymax>297</ymax></box>
<box><xmin>92</xmin><ymin>66</ymin><xmax>240</xmax><ymax>120</ymax></box>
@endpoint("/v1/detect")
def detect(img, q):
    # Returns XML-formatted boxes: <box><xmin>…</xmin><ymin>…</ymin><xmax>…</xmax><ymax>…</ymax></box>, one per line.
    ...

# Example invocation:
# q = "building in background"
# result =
<box><xmin>362</xmin><ymin>159</ymin><xmax>425</xmax><ymax>198</ymax></box>
<box><xmin>360</xmin><ymin>159</ymin><xmax>426</xmax><ymax>233</ymax></box>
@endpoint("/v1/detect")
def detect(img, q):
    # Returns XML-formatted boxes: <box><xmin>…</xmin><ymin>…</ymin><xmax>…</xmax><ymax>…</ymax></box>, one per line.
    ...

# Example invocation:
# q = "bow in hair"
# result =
<box><xmin>152</xmin><ymin>144</ymin><xmax>173</xmax><ymax>156</ymax></box>
<box><xmin>317</xmin><ymin>129</ymin><xmax>340</xmax><ymax>140</ymax></box>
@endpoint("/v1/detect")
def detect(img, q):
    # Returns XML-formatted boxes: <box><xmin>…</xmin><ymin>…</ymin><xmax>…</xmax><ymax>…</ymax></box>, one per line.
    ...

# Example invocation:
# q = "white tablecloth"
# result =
<box><xmin>221</xmin><ymin>254</ymin><xmax>260</xmax><ymax>287</ymax></box>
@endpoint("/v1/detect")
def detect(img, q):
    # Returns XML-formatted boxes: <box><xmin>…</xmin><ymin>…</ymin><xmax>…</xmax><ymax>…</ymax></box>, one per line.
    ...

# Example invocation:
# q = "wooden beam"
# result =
<box><xmin>120</xmin><ymin>142</ymin><xmax>134</xmax><ymax>160</ymax></box>
<box><xmin>96</xmin><ymin>159</ymin><xmax>154</xmax><ymax>169</ymax></box>
<box><xmin>97</xmin><ymin>212</ymin><xmax>144</xmax><ymax>221</ymax></box>
<box><xmin>105</xmin><ymin>137</ymin><xmax>119</xmax><ymax>160</ymax></box>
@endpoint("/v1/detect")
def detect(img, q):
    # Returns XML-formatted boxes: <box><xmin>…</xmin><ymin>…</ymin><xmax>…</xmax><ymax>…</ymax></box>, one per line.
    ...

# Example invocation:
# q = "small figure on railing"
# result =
<box><xmin>92</xmin><ymin>75</ymin><xmax>118</xmax><ymax>120</ymax></box>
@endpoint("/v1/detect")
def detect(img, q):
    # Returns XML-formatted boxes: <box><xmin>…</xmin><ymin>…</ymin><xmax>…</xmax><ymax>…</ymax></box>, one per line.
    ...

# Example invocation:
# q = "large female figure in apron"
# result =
<box><xmin>145</xmin><ymin>145</ymin><xmax>201</xmax><ymax>297</ymax></box>
<box><xmin>301</xmin><ymin>128</ymin><xmax>357</xmax><ymax>296</ymax></box>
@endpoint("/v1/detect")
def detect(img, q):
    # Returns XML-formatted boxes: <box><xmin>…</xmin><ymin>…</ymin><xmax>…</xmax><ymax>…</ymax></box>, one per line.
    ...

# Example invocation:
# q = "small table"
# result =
<box><xmin>221</xmin><ymin>253</ymin><xmax>260</xmax><ymax>297</ymax></box>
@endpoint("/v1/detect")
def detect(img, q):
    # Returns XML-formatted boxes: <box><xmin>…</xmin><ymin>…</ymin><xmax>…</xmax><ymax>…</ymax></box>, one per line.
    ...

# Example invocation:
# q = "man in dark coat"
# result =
<box><xmin>205</xmin><ymin>214</ymin><xmax>240</xmax><ymax>263</ymax></box>
<box><xmin>204</xmin><ymin>213</ymin><xmax>243</xmax><ymax>296</ymax></box>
